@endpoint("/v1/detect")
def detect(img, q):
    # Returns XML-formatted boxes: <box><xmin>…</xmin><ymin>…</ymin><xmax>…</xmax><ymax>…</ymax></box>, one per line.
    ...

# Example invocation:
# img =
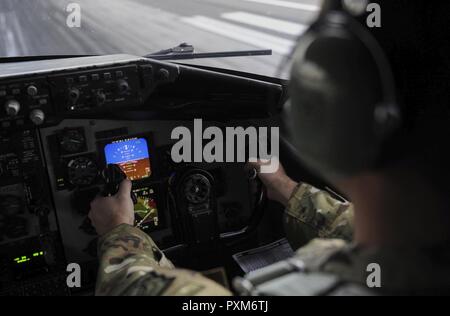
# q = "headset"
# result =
<box><xmin>288</xmin><ymin>1</ymin><xmax>402</xmax><ymax>180</ymax></box>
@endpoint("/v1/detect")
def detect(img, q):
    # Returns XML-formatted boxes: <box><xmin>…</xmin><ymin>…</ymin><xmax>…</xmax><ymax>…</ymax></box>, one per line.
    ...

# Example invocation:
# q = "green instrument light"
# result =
<box><xmin>14</xmin><ymin>256</ymin><xmax>31</xmax><ymax>264</ymax></box>
<box><xmin>13</xmin><ymin>251</ymin><xmax>44</xmax><ymax>264</ymax></box>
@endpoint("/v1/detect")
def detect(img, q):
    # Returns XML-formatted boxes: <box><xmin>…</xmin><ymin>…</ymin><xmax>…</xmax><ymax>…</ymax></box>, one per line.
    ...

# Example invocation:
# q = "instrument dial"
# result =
<box><xmin>59</xmin><ymin>129</ymin><xmax>86</xmax><ymax>154</ymax></box>
<box><xmin>67</xmin><ymin>157</ymin><xmax>98</xmax><ymax>186</ymax></box>
<box><xmin>183</xmin><ymin>174</ymin><xmax>211</xmax><ymax>204</ymax></box>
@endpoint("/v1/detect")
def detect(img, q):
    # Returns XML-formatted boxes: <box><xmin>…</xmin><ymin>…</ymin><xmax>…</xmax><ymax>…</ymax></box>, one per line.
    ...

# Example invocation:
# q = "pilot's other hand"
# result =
<box><xmin>88</xmin><ymin>179</ymin><xmax>135</xmax><ymax>236</ymax></box>
<box><xmin>247</xmin><ymin>161</ymin><xmax>298</xmax><ymax>207</ymax></box>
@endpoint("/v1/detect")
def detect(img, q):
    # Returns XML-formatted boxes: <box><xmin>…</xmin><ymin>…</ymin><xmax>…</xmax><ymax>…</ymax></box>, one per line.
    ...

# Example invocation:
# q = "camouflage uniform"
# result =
<box><xmin>284</xmin><ymin>184</ymin><xmax>354</xmax><ymax>250</ymax></box>
<box><xmin>96</xmin><ymin>183</ymin><xmax>354</xmax><ymax>296</ymax></box>
<box><xmin>96</xmin><ymin>224</ymin><xmax>231</xmax><ymax>296</ymax></box>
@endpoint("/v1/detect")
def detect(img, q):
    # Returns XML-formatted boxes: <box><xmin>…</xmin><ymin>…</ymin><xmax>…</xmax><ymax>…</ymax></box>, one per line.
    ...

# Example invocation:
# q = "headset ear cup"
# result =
<box><xmin>289</xmin><ymin>13</ymin><xmax>400</xmax><ymax>180</ymax></box>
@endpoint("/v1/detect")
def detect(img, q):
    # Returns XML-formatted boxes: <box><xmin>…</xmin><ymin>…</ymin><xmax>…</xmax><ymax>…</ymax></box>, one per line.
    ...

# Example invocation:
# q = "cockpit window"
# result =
<box><xmin>0</xmin><ymin>0</ymin><xmax>321</xmax><ymax>78</ymax></box>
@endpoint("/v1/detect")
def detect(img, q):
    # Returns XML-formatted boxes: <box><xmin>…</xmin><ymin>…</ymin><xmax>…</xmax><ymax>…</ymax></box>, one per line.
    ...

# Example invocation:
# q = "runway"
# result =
<box><xmin>0</xmin><ymin>0</ymin><xmax>321</xmax><ymax>78</ymax></box>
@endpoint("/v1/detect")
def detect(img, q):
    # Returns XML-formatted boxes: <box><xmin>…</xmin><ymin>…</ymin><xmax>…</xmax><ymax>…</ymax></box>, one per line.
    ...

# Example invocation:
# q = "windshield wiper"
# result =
<box><xmin>0</xmin><ymin>43</ymin><xmax>271</xmax><ymax>63</ymax></box>
<box><xmin>144</xmin><ymin>43</ymin><xmax>272</xmax><ymax>60</ymax></box>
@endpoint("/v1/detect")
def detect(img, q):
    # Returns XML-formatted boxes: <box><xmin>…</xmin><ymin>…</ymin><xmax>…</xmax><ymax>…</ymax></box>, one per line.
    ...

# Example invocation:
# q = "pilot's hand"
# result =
<box><xmin>247</xmin><ymin>161</ymin><xmax>298</xmax><ymax>207</ymax></box>
<box><xmin>88</xmin><ymin>179</ymin><xmax>135</xmax><ymax>236</ymax></box>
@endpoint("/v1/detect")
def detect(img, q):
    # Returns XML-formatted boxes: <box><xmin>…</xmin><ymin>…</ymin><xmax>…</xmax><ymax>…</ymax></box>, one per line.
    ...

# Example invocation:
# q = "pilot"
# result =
<box><xmin>89</xmin><ymin>0</ymin><xmax>450</xmax><ymax>296</ymax></box>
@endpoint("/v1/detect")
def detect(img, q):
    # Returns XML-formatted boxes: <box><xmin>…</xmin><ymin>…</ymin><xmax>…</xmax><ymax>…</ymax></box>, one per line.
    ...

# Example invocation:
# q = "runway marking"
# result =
<box><xmin>240</xmin><ymin>0</ymin><xmax>320</xmax><ymax>11</ymax></box>
<box><xmin>222</xmin><ymin>11</ymin><xmax>308</xmax><ymax>36</ymax></box>
<box><xmin>181</xmin><ymin>15</ymin><xmax>295</xmax><ymax>55</ymax></box>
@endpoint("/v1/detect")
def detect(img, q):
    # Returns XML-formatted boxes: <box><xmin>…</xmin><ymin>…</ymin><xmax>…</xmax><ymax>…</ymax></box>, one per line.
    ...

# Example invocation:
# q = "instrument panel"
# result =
<box><xmin>43</xmin><ymin>121</ymin><xmax>177</xmax><ymax>264</ymax></box>
<box><xmin>0</xmin><ymin>54</ymin><xmax>284</xmax><ymax>295</ymax></box>
<box><xmin>0</xmin><ymin>55</ymin><xmax>181</xmax><ymax>131</ymax></box>
<box><xmin>0</xmin><ymin>54</ymin><xmax>282</xmax><ymax>130</ymax></box>
<box><xmin>41</xmin><ymin>119</ymin><xmax>255</xmax><ymax>289</ymax></box>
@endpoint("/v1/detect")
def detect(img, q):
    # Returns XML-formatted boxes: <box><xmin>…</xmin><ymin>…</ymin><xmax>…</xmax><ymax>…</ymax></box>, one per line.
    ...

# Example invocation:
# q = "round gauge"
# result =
<box><xmin>183</xmin><ymin>174</ymin><xmax>211</xmax><ymax>204</ymax></box>
<box><xmin>67</xmin><ymin>157</ymin><xmax>98</xmax><ymax>186</ymax></box>
<box><xmin>59</xmin><ymin>129</ymin><xmax>86</xmax><ymax>154</ymax></box>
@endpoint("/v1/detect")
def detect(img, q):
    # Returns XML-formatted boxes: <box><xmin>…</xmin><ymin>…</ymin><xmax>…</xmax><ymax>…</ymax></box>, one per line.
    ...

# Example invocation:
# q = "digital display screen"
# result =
<box><xmin>104</xmin><ymin>138</ymin><xmax>152</xmax><ymax>181</ymax></box>
<box><xmin>133</xmin><ymin>187</ymin><xmax>160</xmax><ymax>231</ymax></box>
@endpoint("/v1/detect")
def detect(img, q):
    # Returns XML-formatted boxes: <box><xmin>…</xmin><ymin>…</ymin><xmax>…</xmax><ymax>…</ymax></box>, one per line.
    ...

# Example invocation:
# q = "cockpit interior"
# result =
<box><xmin>0</xmin><ymin>53</ymin><xmax>323</xmax><ymax>295</ymax></box>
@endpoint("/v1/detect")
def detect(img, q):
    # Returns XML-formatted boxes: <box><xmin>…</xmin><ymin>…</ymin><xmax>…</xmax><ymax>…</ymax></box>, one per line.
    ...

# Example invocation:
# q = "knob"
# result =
<box><xmin>68</xmin><ymin>88</ymin><xmax>80</xmax><ymax>102</ymax></box>
<box><xmin>27</xmin><ymin>85</ymin><xmax>38</xmax><ymax>97</ymax></box>
<box><xmin>4</xmin><ymin>99</ymin><xmax>21</xmax><ymax>116</ymax></box>
<box><xmin>29</xmin><ymin>109</ymin><xmax>45</xmax><ymax>126</ymax></box>
<box><xmin>116</xmin><ymin>79</ymin><xmax>129</xmax><ymax>94</ymax></box>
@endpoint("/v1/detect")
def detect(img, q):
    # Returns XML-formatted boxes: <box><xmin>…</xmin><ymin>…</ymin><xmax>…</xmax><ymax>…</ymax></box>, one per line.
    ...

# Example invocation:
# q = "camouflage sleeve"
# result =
<box><xmin>96</xmin><ymin>224</ymin><xmax>231</xmax><ymax>296</ymax></box>
<box><xmin>283</xmin><ymin>184</ymin><xmax>354</xmax><ymax>250</ymax></box>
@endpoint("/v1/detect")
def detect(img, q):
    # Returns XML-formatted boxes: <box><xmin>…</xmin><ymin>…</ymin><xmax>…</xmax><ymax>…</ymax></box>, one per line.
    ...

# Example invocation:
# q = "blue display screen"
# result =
<box><xmin>104</xmin><ymin>138</ymin><xmax>152</xmax><ymax>180</ymax></box>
